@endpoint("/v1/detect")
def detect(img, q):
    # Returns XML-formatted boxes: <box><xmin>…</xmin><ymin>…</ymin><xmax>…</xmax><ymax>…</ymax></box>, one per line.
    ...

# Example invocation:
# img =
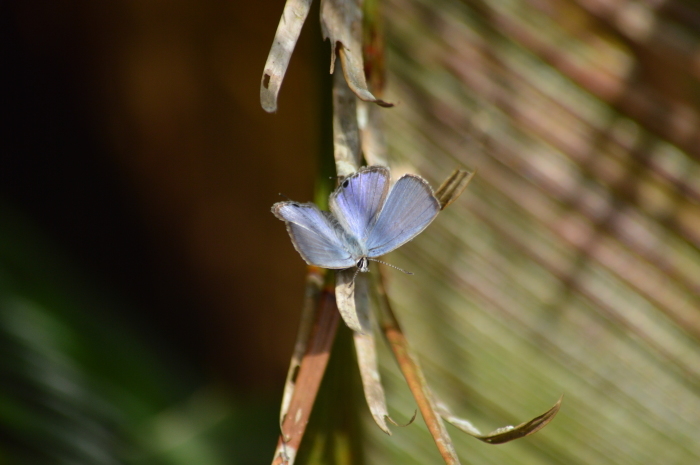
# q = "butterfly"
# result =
<box><xmin>272</xmin><ymin>166</ymin><xmax>440</xmax><ymax>272</ymax></box>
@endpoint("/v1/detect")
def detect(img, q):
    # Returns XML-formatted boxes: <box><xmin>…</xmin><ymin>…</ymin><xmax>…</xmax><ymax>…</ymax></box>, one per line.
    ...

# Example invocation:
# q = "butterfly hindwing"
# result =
<box><xmin>273</xmin><ymin>201</ymin><xmax>356</xmax><ymax>269</ymax></box>
<box><xmin>365</xmin><ymin>174</ymin><xmax>440</xmax><ymax>258</ymax></box>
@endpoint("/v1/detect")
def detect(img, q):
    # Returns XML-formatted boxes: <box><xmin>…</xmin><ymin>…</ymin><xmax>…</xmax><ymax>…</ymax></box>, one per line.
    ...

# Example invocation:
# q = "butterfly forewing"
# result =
<box><xmin>330</xmin><ymin>166</ymin><xmax>390</xmax><ymax>243</ymax></box>
<box><xmin>366</xmin><ymin>174</ymin><xmax>440</xmax><ymax>257</ymax></box>
<box><xmin>273</xmin><ymin>202</ymin><xmax>356</xmax><ymax>269</ymax></box>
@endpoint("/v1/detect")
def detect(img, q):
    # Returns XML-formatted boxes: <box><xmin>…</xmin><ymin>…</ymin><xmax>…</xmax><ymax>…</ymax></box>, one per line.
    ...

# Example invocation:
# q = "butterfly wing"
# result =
<box><xmin>273</xmin><ymin>201</ymin><xmax>357</xmax><ymax>269</ymax></box>
<box><xmin>365</xmin><ymin>174</ymin><xmax>440</xmax><ymax>257</ymax></box>
<box><xmin>329</xmin><ymin>166</ymin><xmax>390</xmax><ymax>244</ymax></box>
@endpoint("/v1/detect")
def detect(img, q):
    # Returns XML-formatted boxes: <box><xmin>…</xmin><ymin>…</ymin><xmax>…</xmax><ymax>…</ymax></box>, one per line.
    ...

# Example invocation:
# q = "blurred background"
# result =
<box><xmin>3</xmin><ymin>0</ymin><xmax>317</xmax><ymax>463</ymax></box>
<box><xmin>2</xmin><ymin>0</ymin><xmax>700</xmax><ymax>464</ymax></box>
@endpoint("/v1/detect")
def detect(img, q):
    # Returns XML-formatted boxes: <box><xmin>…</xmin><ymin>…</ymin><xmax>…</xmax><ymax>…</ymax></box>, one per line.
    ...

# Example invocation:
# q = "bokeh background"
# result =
<box><xmin>3</xmin><ymin>0</ymin><xmax>700</xmax><ymax>464</ymax></box>
<box><xmin>3</xmin><ymin>0</ymin><xmax>316</xmax><ymax>463</ymax></box>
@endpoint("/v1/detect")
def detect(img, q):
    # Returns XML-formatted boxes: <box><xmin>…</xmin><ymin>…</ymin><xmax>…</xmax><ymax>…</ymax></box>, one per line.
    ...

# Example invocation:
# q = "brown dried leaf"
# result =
<box><xmin>321</xmin><ymin>0</ymin><xmax>393</xmax><ymax>107</ymax></box>
<box><xmin>260</xmin><ymin>0</ymin><xmax>314</xmax><ymax>113</ymax></box>
<box><xmin>271</xmin><ymin>286</ymin><xmax>340</xmax><ymax>465</ymax></box>
<box><xmin>339</xmin><ymin>48</ymin><xmax>393</xmax><ymax>107</ymax></box>
<box><xmin>279</xmin><ymin>269</ymin><xmax>325</xmax><ymax>426</ymax></box>
<box><xmin>434</xmin><ymin>169</ymin><xmax>475</xmax><ymax>210</ymax></box>
<box><xmin>335</xmin><ymin>269</ymin><xmax>371</xmax><ymax>333</ymax></box>
<box><xmin>437</xmin><ymin>396</ymin><xmax>563</xmax><ymax>445</ymax></box>
<box><xmin>352</xmin><ymin>277</ymin><xmax>392</xmax><ymax>433</ymax></box>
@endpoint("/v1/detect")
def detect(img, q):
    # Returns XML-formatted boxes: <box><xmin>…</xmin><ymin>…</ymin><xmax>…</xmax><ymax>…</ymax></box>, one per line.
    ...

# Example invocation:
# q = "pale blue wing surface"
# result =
<box><xmin>329</xmin><ymin>166</ymin><xmax>390</xmax><ymax>243</ymax></box>
<box><xmin>365</xmin><ymin>174</ymin><xmax>440</xmax><ymax>257</ymax></box>
<box><xmin>273</xmin><ymin>201</ymin><xmax>356</xmax><ymax>269</ymax></box>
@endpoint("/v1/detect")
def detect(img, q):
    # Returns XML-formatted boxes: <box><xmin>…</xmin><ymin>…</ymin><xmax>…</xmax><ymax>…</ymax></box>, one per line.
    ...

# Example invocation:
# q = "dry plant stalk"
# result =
<box><xmin>272</xmin><ymin>276</ymin><xmax>339</xmax><ymax>465</ymax></box>
<box><xmin>262</xmin><ymin>1</ymin><xmax>561</xmax><ymax>464</ymax></box>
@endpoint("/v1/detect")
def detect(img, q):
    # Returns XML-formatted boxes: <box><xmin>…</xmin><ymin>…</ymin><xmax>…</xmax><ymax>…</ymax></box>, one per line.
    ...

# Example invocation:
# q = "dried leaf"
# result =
<box><xmin>332</xmin><ymin>68</ymin><xmax>362</xmax><ymax>176</ymax></box>
<box><xmin>335</xmin><ymin>270</ymin><xmax>359</xmax><ymax>332</ymax></box>
<box><xmin>272</xmin><ymin>286</ymin><xmax>340</xmax><ymax>465</ymax></box>
<box><xmin>335</xmin><ymin>269</ymin><xmax>371</xmax><ymax>333</ymax></box>
<box><xmin>321</xmin><ymin>0</ymin><xmax>393</xmax><ymax>107</ymax></box>
<box><xmin>437</xmin><ymin>396</ymin><xmax>563</xmax><ymax>445</ymax></box>
<box><xmin>338</xmin><ymin>48</ymin><xmax>393</xmax><ymax>107</ymax></box>
<box><xmin>279</xmin><ymin>268</ymin><xmax>325</xmax><ymax>426</ymax></box>
<box><xmin>352</xmin><ymin>274</ymin><xmax>391</xmax><ymax>434</ymax></box>
<box><xmin>375</xmin><ymin>271</ymin><xmax>461</xmax><ymax>465</ymax></box>
<box><xmin>434</xmin><ymin>169</ymin><xmax>475</xmax><ymax>210</ymax></box>
<box><xmin>387</xmin><ymin>410</ymin><xmax>417</xmax><ymax>427</ymax></box>
<box><xmin>260</xmin><ymin>0</ymin><xmax>314</xmax><ymax>113</ymax></box>
<box><xmin>354</xmin><ymin>330</ymin><xmax>392</xmax><ymax>435</ymax></box>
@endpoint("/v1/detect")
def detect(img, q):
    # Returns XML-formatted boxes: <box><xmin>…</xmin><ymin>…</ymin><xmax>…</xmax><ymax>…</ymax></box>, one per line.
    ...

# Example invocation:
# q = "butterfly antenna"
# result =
<box><xmin>367</xmin><ymin>258</ymin><xmax>413</xmax><ymax>275</ymax></box>
<box><xmin>278</xmin><ymin>193</ymin><xmax>293</xmax><ymax>201</ymax></box>
<box><xmin>351</xmin><ymin>266</ymin><xmax>362</xmax><ymax>282</ymax></box>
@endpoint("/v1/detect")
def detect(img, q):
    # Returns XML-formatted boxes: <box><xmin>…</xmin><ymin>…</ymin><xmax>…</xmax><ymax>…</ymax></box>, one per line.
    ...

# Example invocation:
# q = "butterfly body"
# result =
<box><xmin>273</xmin><ymin>166</ymin><xmax>439</xmax><ymax>272</ymax></box>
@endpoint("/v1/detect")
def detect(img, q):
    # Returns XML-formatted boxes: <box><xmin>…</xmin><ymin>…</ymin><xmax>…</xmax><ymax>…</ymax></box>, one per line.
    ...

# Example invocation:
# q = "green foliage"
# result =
<box><xmin>0</xmin><ymin>203</ymin><xmax>277</xmax><ymax>465</ymax></box>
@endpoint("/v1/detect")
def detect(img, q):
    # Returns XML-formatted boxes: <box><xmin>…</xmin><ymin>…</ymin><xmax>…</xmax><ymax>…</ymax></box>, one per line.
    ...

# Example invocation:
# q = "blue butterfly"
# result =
<box><xmin>273</xmin><ymin>166</ymin><xmax>440</xmax><ymax>272</ymax></box>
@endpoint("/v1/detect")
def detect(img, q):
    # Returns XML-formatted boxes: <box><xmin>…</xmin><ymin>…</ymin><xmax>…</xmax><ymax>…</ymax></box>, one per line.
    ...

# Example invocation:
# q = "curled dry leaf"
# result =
<box><xmin>374</xmin><ymin>265</ymin><xmax>559</xmax><ymax>463</ymax></box>
<box><xmin>338</xmin><ymin>47</ymin><xmax>393</xmax><ymax>107</ymax></box>
<box><xmin>321</xmin><ymin>0</ymin><xmax>393</xmax><ymax>107</ymax></box>
<box><xmin>260</xmin><ymin>0</ymin><xmax>314</xmax><ymax>113</ymax></box>
<box><xmin>352</xmin><ymin>274</ymin><xmax>392</xmax><ymax>434</ymax></box>
<box><xmin>336</xmin><ymin>269</ymin><xmax>370</xmax><ymax>333</ymax></box>
<box><xmin>434</xmin><ymin>169</ymin><xmax>475</xmax><ymax>210</ymax></box>
<box><xmin>437</xmin><ymin>396</ymin><xmax>563</xmax><ymax>445</ymax></box>
<box><xmin>386</xmin><ymin>409</ymin><xmax>418</xmax><ymax>428</ymax></box>
<box><xmin>261</xmin><ymin>0</ymin><xmax>393</xmax><ymax>112</ymax></box>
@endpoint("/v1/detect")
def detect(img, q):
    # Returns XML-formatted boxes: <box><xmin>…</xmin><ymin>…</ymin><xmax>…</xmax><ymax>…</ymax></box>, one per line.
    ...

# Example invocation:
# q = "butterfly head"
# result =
<box><xmin>356</xmin><ymin>257</ymin><xmax>370</xmax><ymax>273</ymax></box>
